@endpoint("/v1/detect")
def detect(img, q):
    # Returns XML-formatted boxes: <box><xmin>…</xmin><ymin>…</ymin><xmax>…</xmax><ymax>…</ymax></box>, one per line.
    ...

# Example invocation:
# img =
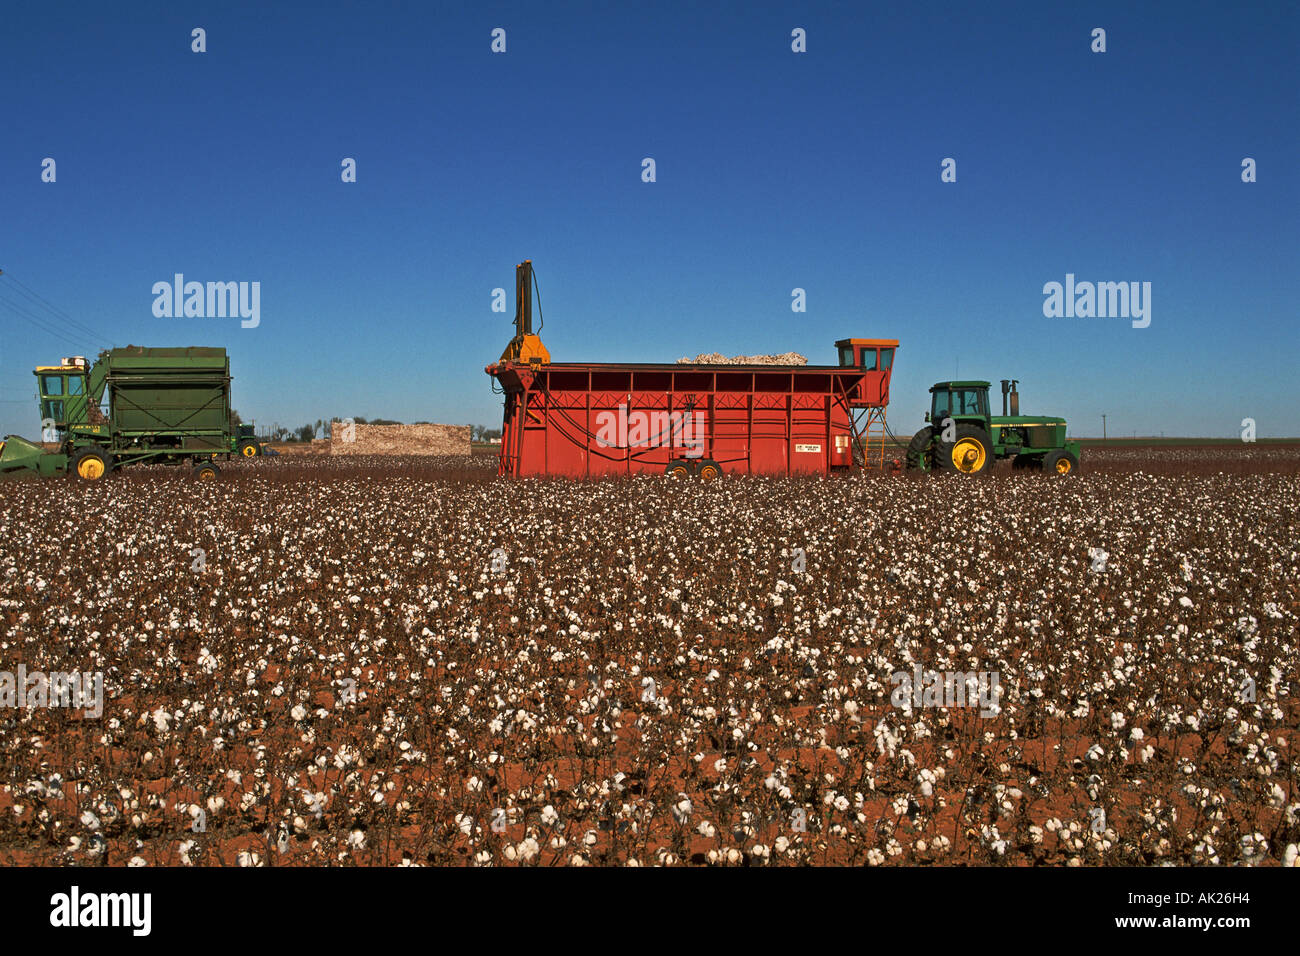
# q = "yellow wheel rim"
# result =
<box><xmin>1056</xmin><ymin>458</ymin><xmax>1072</xmax><ymax>474</ymax></box>
<box><xmin>199</xmin><ymin>468</ymin><xmax>216</xmax><ymax>480</ymax></box>
<box><xmin>951</xmin><ymin>439</ymin><xmax>987</xmax><ymax>473</ymax></box>
<box><xmin>242</xmin><ymin>444</ymin><xmax>257</xmax><ymax>457</ymax></box>
<box><xmin>77</xmin><ymin>457</ymin><xmax>105</xmax><ymax>479</ymax></box>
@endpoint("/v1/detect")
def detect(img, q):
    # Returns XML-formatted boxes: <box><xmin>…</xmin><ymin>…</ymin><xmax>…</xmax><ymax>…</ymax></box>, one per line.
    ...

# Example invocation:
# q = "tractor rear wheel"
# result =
<box><xmin>905</xmin><ymin>427</ymin><xmax>934</xmax><ymax>471</ymax></box>
<box><xmin>237</xmin><ymin>439</ymin><xmax>261</xmax><ymax>458</ymax></box>
<box><xmin>937</xmin><ymin>425</ymin><xmax>993</xmax><ymax>475</ymax></box>
<box><xmin>71</xmin><ymin>447</ymin><xmax>112</xmax><ymax>481</ymax></box>
<box><xmin>1042</xmin><ymin>449</ymin><xmax>1079</xmax><ymax>476</ymax></box>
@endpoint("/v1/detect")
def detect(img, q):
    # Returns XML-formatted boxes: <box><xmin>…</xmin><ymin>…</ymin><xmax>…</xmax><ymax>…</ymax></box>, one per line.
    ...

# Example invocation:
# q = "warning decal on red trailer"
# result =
<box><xmin>795</xmin><ymin>443</ymin><xmax>822</xmax><ymax>453</ymax></box>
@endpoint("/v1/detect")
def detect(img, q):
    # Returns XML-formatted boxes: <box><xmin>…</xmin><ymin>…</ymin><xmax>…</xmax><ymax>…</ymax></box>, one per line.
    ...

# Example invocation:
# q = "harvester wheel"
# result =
<box><xmin>71</xmin><ymin>448</ymin><xmax>111</xmax><ymax>481</ymax></box>
<box><xmin>905</xmin><ymin>427</ymin><xmax>934</xmax><ymax>471</ymax></box>
<box><xmin>698</xmin><ymin>461</ymin><xmax>722</xmax><ymax>482</ymax></box>
<box><xmin>937</xmin><ymin>425</ymin><xmax>992</xmax><ymax>475</ymax></box>
<box><xmin>1042</xmin><ymin>449</ymin><xmax>1079</xmax><ymax>476</ymax></box>
<box><xmin>194</xmin><ymin>462</ymin><xmax>221</xmax><ymax>481</ymax></box>
<box><xmin>238</xmin><ymin>439</ymin><xmax>261</xmax><ymax>458</ymax></box>
<box><xmin>665</xmin><ymin>461</ymin><xmax>693</xmax><ymax>480</ymax></box>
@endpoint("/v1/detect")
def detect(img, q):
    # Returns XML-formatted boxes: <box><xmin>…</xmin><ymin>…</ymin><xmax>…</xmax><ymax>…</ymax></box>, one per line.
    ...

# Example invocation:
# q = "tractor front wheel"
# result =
<box><xmin>71</xmin><ymin>448</ymin><xmax>112</xmax><ymax>481</ymax></box>
<box><xmin>1042</xmin><ymin>449</ymin><xmax>1079</xmax><ymax>476</ymax></box>
<box><xmin>905</xmin><ymin>427</ymin><xmax>934</xmax><ymax>471</ymax></box>
<box><xmin>937</xmin><ymin>425</ymin><xmax>993</xmax><ymax>475</ymax></box>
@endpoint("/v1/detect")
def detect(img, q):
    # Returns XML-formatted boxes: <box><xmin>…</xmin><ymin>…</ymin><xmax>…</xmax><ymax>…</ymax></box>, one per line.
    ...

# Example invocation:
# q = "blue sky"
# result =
<box><xmin>2</xmin><ymin>0</ymin><xmax>1296</xmax><ymax>438</ymax></box>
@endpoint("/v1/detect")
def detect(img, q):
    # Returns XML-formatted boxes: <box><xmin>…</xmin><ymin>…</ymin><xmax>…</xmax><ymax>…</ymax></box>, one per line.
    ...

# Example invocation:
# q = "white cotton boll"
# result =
<box><xmin>541</xmin><ymin>805</ymin><xmax>559</xmax><ymax>826</ymax></box>
<box><xmin>672</xmin><ymin>794</ymin><xmax>692</xmax><ymax>823</ymax></box>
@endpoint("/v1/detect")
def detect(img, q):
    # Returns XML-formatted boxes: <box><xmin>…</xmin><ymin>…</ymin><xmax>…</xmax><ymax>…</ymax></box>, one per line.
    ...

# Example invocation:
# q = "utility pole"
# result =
<box><xmin>1102</xmin><ymin>414</ymin><xmax>1107</xmax><ymax>443</ymax></box>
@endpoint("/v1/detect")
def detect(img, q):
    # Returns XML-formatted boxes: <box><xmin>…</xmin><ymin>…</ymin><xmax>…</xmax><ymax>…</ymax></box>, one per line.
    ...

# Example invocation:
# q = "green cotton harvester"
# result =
<box><xmin>0</xmin><ymin>346</ymin><xmax>262</xmax><ymax>482</ymax></box>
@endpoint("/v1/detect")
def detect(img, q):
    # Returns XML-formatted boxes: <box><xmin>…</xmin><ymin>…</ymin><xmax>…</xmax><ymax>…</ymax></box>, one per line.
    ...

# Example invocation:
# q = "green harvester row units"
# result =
<box><xmin>0</xmin><ymin>347</ymin><xmax>262</xmax><ymax>481</ymax></box>
<box><xmin>905</xmin><ymin>379</ymin><xmax>1081</xmax><ymax>475</ymax></box>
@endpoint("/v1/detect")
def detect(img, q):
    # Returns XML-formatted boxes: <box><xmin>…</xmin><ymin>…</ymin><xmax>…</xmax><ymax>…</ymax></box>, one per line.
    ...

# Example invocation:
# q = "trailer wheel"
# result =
<box><xmin>937</xmin><ymin>425</ymin><xmax>993</xmax><ymax>475</ymax></box>
<box><xmin>238</xmin><ymin>439</ymin><xmax>261</xmax><ymax>458</ymax></box>
<box><xmin>71</xmin><ymin>448</ymin><xmax>111</xmax><ymax>481</ymax></box>
<box><xmin>698</xmin><ymin>461</ymin><xmax>722</xmax><ymax>482</ymax></box>
<box><xmin>665</xmin><ymin>461</ymin><xmax>693</xmax><ymax>480</ymax></box>
<box><xmin>194</xmin><ymin>462</ymin><xmax>221</xmax><ymax>481</ymax></box>
<box><xmin>905</xmin><ymin>427</ymin><xmax>933</xmax><ymax>471</ymax></box>
<box><xmin>1042</xmin><ymin>449</ymin><xmax>1079</xmax><ymax>476</ymax></box>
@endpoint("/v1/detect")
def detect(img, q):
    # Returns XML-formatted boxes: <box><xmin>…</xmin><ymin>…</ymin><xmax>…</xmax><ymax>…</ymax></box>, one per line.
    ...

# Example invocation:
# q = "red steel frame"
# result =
<box><xmin>486</xmin><ymin>359</ymin><xmax>894</xmax><ymax>478</ymax></box>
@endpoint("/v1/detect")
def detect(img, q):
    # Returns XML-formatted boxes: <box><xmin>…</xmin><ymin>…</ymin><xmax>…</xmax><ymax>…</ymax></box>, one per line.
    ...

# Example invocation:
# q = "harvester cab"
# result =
<box><xmin>35</xmin><ymin>356</ymin><xmax>92</xmax><ymax>432</ymax></box>
<box><xmin>906</xmin><ymin>379</ymin><xmax>1080</xmax><ymax>475</ymax></box>
<box><xmin>498</xmin><ymin>260</ymin><xmax>550</xmax><ymax>366</ymax></box>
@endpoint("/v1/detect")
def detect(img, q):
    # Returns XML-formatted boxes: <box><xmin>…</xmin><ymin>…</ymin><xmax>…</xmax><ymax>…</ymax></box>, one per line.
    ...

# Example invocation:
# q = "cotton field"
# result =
<box><xmin>0</xmin><ymin>449</ymin><xmax>1296</xmax><ymax>866</ymax></box>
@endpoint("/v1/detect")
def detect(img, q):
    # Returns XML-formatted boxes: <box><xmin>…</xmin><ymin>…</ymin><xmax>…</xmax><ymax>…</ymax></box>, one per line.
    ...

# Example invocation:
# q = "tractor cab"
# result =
<box><xmin>926</xmin><ymin>381</ymin><xmax>991</xmax><ymax>427</ymax></box>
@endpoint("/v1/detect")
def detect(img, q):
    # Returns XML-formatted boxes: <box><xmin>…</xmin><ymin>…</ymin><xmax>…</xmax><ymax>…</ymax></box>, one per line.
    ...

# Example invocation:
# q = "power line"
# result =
<box><xmin>0</xmin><ymin>292</ymin><xmax>89</xmax><ymax>350</ymax></box>
<box><xmin>0</xmin><ymin>269</ymin><xmax>115</xmax><ymax>350</ymax></box>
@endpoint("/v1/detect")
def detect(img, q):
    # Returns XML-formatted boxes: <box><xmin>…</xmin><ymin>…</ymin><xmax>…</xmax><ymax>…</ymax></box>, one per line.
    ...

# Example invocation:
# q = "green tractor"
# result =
<box><xmin>905</xmin><ymin>379</ymin><xmax>1080</xmax><ymax>475</ymax></box>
